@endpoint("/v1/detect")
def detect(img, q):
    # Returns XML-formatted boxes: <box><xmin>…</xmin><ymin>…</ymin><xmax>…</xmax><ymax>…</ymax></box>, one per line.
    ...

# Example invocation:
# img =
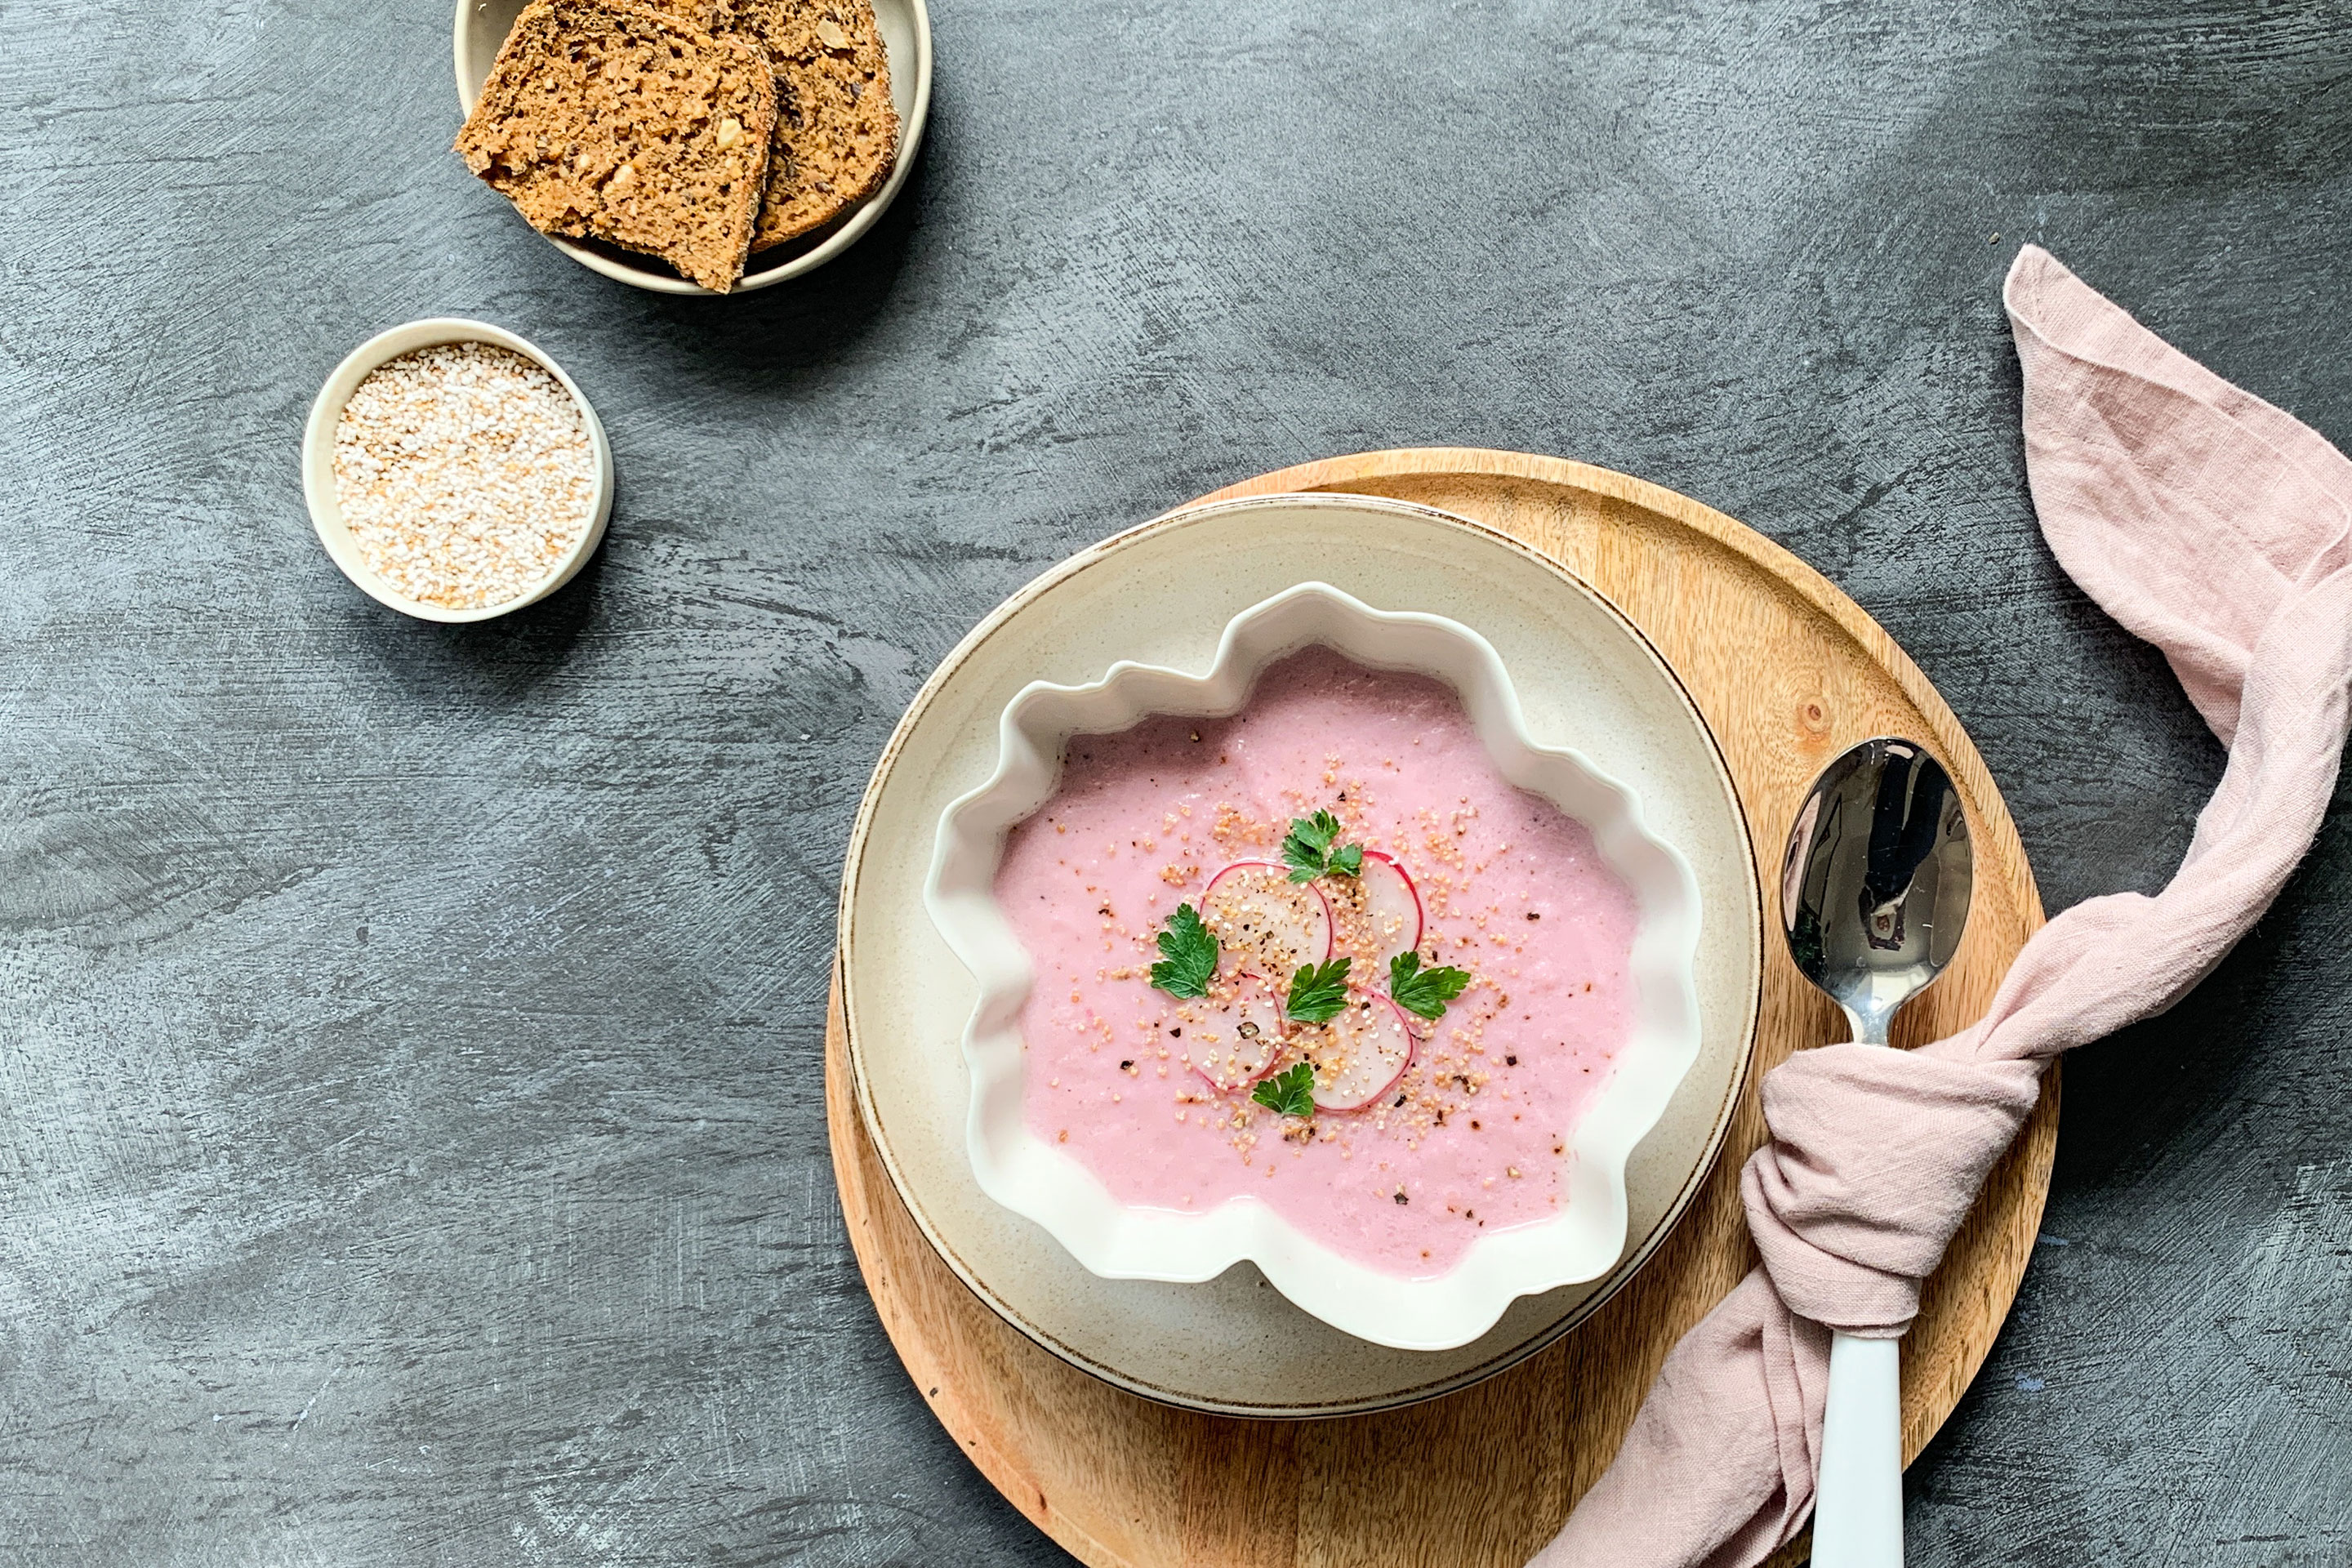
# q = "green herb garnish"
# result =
<box><xmin>1285</xmin><ymin>956</ymin><xmax>1352</xmax><ymax>1023</ymax></box>
<box><xmin>1149</xmin><ymin>903</ymin><xmax>1218</xmax><ymax>999</ymax></box>
<box><xmin>1281</xmin><ymin>810</ymin><xmax>1364</xmax><ymax>883</ymax></box>
<box><xmin>1388</xmin><ymin>950</ymin><xmax>1472</xmax><ymax>1020</ymax></box>
<box><xmin>1251</xmin><ymin>1061</ymin><xmax>1316</xmax><ymax>1118</ymax></box>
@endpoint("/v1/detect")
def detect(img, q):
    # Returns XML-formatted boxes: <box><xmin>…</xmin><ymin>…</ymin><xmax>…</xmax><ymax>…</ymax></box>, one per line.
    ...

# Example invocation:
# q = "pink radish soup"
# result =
<box><xmin>994</xmin><ymin>647</ymin><xmax>1641</xmax><ymax>1278</ymax></box>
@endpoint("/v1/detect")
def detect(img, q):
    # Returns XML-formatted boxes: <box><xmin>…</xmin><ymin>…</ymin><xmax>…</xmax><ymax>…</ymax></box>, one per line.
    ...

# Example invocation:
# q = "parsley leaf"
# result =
<box><xmin>1285</xmin><ymin>956</ymin><xmax>1352</xmax><ymax>1023</ymax></box>
<box><xmin>1388</xmin><ymin>950</ymin><xmax>1472</xmax><ymax>1020</ymax></box>
<box><xmin>1251</xmin><ymin>1061</ymin><xmax>1316</xmax><ymax>1118</ymax></box>
<box><xmin>1149</xmin><ymin>903</ymin><xmax>1218</xmax><ymax>999</ymax></box>
<box><xmin>1281</xmin><ymin>809</ymin><xmax>1364</xmax><ymax>883</ymax></box>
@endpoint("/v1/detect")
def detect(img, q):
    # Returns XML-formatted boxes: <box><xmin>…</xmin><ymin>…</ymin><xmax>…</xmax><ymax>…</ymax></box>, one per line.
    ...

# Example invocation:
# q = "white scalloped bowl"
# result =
<box><xmin>924</xmin><ymin>582</ymin><xmax>1704</xmax><ymax>1350</ymax></box>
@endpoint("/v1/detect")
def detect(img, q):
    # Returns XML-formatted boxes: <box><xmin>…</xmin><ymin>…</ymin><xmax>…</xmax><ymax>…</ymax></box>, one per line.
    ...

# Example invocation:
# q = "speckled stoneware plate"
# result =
<box><xmin>839</xmin><ymin>492</ymin><xmax>1762</xmax><ymax>1415</ymax></box>
<box><xmin>452</xmin><ymin>0</ymin><xmax>932</xmax><ymax>296</ymax></box>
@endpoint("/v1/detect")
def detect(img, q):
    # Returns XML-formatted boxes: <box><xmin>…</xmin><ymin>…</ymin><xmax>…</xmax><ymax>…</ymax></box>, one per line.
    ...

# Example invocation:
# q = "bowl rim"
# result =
<box><xmin>918</xmin><ymin>581</ymin><xmax>1708</xmax><ymax>1350</ymax></box>
<box><xmin>301</xmin><ymin>317</ymin><xmax>616</xmax><ymax>624</ymax></box>
<box><xmin>450</xmin><ymin>0</ymin><xmax>934</xmax><ymax>297</ymax></box>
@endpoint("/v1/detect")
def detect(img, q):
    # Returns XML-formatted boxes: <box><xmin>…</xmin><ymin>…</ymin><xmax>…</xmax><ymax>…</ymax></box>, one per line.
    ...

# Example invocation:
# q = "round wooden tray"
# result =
<box><xmin>825</xmin><ymin>449</ymin><xmax>2057</xmax><ymax>1567</ymax></box>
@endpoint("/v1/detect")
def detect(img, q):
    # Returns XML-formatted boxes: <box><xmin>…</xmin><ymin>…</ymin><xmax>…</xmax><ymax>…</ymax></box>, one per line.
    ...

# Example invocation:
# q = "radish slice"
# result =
<box><xmin>1300</xmin><ymin>991</ymin><xmax>1415</xmax><ymax>1111</ymax></box>
<box><xmin>1183</xmin><ymin>972</ymin><xmax>1286</xmax><ymax>1092</ymax></box>
<box><xmin>1354</xmin><ymin>850</ymin><xmax>1424</xmax><ymax>964</ymax></box>
<box><xmin>1201</xmin><ymin>861</ymin><xmax>1334</xmax><ymax>978</ymax></box>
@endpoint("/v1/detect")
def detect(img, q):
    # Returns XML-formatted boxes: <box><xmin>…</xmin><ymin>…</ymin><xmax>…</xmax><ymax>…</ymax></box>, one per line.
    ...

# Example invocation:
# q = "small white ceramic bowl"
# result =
<box><xmin>302</xmin><ymin>318</ymin><xmax>614</xmax><ymax>624</ymax></box>
<box><xmin>452</xmin><ymin>0</ymin><xmax>933</xmax><ymax>296</ymax></box>
<box><xmin>925</xmin><ymin>582</ymin><xmax>1706</xmax><ymax>1352</ymax></box>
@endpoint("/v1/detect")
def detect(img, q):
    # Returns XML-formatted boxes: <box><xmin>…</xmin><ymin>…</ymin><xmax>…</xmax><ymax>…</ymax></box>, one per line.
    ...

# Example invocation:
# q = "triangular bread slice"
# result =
<box><xmin>719</xmin><ymin>0</ymin><xmax>900</xmax><ymax>250</ymax></box>
<box><xmin>457</xmin><ymin>0</ymin><xmax>777</xmax><ymax>292</ymax></box>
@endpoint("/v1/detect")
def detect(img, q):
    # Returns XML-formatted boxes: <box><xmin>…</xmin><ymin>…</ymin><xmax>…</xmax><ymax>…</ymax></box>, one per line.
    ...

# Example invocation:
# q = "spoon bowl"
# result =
<box><xmin>1782</xmin><ymin>737</ymin><xmax>1973</xmax><ymax>1044</ymax></box>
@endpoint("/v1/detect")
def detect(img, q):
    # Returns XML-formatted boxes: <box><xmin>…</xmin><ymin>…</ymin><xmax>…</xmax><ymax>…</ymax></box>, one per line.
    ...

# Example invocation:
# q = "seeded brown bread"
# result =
<box><xmin>455</xmin><ymin>0</ymin><xmax>777</xmax><ymax>292</ymax></box>
<box><xmin>718</xmin><ymin>0</ymin><xmax>899</xmax><ymax>250</ymax></box>
<box><xmin>630</xmin><ymin>0</ymin><xmax>724</xmax><ymax>23</ymax></box>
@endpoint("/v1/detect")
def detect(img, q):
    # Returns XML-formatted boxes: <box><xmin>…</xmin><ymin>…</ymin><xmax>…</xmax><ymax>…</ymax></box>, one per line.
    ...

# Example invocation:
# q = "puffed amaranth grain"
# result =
<box><xmin>455</xmin><ymin>0</ymin><xmax>777</xmax><ymax>292</ymax></box>
<box><xmin>719</xmin><ymin>0</ymin><xmax>899</xmax><ymax>249</ymax></box>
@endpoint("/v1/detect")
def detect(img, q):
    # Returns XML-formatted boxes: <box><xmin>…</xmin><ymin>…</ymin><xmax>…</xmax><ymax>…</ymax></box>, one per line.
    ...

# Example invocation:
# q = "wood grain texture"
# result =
<box><xmin>826</xmin><ymin>451</ymin><xmax>2059</xmax><ymax>1568</ymax></box>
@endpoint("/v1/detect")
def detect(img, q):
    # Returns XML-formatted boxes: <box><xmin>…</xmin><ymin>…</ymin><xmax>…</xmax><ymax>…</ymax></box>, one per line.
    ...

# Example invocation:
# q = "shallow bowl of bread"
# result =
<box><xmin>924</xmin><ymin>580</ymin><xmax>1708</xmax><ymax>1351</ymax></box>
<box><xmin>453</xmin><ymin>0</ymin><xmax>932</xmax><ymax>296</ymax></box>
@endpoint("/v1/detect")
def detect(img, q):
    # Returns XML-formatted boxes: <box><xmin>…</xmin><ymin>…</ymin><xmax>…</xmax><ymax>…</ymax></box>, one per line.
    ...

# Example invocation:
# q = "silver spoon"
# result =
<box><xmin>1781</xmin><ymin>737</ymin><xmax>1973</xmax><ymax>1568</ymax></box>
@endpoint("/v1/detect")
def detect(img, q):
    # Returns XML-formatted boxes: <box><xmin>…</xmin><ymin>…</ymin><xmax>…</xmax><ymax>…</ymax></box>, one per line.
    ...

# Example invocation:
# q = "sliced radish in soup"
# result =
<box><xmin>1353</xmin><ymin>850</ymin><xmax>1423</xmax><ymax>963</ymax></box>
<box><xmin>1301</xmin><ymin>991</ymin><xmax>1414</xmax><ymax>1111</ymax></box>
<box><xmin>1201</xmin><ymin>861</ymin><xmax>1334</xmax><ymax>978</ymax></box>
<box><xmin>1184</xmin><ymin>972</ymin><xmax>1286</xmax><ymax>1091</ymax></box>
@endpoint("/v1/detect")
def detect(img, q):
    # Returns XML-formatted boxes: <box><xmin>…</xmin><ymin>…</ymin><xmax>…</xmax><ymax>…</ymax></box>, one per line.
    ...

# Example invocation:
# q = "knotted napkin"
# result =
<box><xmin>1533</xmin><ymin>245</ymin><xmax>2352</xmax><ymax>1568</ymax></box>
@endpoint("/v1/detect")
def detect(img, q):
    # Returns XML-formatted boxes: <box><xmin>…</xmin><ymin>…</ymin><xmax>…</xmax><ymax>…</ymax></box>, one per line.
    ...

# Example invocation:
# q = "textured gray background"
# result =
<box><xmin>3</xmin><ymin>0</ymin><xmax>2348</xmax><ymax>1562</ymax></box>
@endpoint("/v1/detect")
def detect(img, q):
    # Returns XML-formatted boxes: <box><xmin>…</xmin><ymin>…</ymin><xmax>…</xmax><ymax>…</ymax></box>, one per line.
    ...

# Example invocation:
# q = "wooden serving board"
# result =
<box><xmin>825</xmin><ymin>449</ymin><xmax>2057</xmax><ymax>1568</ymax></box>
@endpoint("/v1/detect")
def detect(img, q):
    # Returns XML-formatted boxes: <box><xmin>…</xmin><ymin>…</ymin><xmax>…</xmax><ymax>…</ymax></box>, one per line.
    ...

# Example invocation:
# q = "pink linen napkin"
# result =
<box><xmin>1532</xmin><ymin>245</ymin><xmax>2352</xmax><ymax>1568</ymax></box>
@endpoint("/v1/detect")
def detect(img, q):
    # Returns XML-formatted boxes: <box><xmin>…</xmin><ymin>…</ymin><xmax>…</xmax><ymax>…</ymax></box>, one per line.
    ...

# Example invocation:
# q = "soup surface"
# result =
<box><xmin>995</xmin><ymin>648</ymin><xmax>1640</xmax><ymax>1277</ymax></box>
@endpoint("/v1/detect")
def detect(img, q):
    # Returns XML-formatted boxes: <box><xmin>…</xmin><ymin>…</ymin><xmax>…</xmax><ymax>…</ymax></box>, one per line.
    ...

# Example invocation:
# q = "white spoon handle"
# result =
<box><xmin>1812</xmin><ymin>1331</ymin><xmax>1904</xmax><ymax>1568</ymax></box>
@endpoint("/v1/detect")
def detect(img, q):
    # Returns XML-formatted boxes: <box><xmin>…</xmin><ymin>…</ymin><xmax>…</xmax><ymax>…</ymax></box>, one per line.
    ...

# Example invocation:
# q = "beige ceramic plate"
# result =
<box><xmin>840</xmin><ymin>494</ymin><xmax>1763</xmax><ymax>1417</ymax></box>
<box><xmin>452</xmin><ymin>0</ymin><xmax>933</xmax><ymax>296</ymax></box>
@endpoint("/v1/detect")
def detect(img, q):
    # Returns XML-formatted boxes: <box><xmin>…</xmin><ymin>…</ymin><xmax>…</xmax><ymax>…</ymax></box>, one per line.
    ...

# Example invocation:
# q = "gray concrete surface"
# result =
<box><xmin>5</xmin><ymin>0</ymin><xmax>2350</xmax><ymax>1562</ymax></box>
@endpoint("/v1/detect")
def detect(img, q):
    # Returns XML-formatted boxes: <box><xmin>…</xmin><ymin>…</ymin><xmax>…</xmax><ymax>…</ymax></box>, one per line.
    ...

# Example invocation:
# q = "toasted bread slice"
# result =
<box><xmin>456</xmin><ymin>0</ymin><xmax>777</xmax><ymax>292</ymax></box>
<box><xmin>719</xmin><ymin>0</ymin><xmax>900</xmax><ymax>250</ymax></box>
